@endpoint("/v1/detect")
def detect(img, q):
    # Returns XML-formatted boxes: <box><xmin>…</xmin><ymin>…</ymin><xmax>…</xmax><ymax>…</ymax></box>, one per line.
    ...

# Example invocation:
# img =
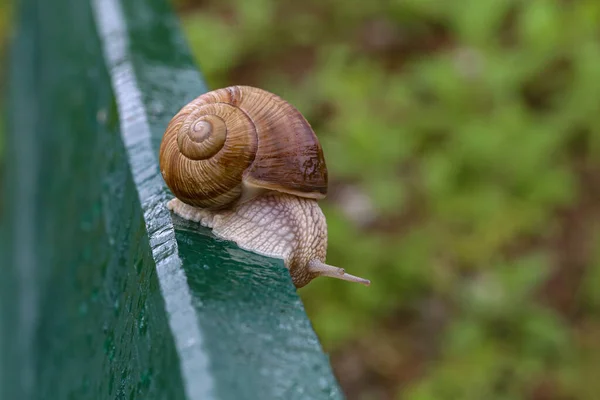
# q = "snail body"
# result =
<box><xmin>159</xmin><ymin>86</ymin><xmax>370</xmax><ymax>288</ymax></box>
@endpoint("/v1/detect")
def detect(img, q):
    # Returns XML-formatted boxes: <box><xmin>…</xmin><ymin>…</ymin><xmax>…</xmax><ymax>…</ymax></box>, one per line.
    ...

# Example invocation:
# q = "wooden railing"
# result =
<box><xmin>1</xmin><ymin>0</ymin><xmax>343</xmax><ymax>398</ymax></box>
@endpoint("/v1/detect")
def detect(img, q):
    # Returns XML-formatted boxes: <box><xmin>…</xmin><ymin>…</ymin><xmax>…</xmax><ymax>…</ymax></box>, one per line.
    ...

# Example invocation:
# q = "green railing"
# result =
<box><xmin>1</xmin><ymin>0</ymin><xmax>343</xmax><ymax>398</ymax></box>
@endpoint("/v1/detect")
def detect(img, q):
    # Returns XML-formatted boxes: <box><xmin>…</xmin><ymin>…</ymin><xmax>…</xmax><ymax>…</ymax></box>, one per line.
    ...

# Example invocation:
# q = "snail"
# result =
<box><xmin>159</xmin><ymin>85</ymin><xmax>370</xmax><ymax>288</ymax></box>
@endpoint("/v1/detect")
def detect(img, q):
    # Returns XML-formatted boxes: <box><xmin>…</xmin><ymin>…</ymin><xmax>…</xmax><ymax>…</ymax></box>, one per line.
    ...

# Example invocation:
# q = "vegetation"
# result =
<box><xmin>3</xmin><ymin>0</ymin><xmax>600</xmax><ymax>398</ymax></box>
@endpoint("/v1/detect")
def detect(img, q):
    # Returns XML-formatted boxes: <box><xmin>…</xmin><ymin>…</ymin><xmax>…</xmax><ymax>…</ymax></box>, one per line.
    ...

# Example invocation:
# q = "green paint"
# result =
<box><xmin>2</xmin><ymin>0</ymin><xmax>343</xmax><ymax>399</ymax></box>
<box><xmin>174</xmin><ymin>216</ymin><xmax>342</xmax><ymax>399</ymax></box>
<box><xmin>3</xmin><ymin>1</ymin><xmax>186</xmax><ymax>398</ymax></box>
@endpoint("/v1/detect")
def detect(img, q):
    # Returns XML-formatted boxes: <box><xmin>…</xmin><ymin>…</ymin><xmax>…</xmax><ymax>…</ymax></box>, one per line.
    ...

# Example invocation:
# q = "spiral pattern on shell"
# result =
<box><xmin>159</xmin><ymin>86</ymin><xmax>328</xmax><ymax>209</ymax></box>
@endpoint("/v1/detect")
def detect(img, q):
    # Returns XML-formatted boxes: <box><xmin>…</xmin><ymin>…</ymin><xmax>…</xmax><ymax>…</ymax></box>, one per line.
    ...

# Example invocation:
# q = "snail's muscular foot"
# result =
<box><xmin>166</xmin><ymin>198</ymin><xmax>217</xmax><ymax>228</ymax></box>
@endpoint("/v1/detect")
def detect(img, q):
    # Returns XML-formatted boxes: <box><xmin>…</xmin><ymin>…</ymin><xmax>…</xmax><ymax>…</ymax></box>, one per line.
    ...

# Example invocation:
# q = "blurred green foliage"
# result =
<box><xmin>174</xmin><ymin>0</ymin><xmax>600</xmax><ymax>399</ymax></box>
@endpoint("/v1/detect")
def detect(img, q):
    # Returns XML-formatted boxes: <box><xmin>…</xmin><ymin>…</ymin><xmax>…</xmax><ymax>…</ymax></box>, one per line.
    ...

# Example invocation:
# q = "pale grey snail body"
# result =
<box><xmin>159</xmin><ymin>85</ymin><xmax>370</xmax><ymax>288</ymax></box>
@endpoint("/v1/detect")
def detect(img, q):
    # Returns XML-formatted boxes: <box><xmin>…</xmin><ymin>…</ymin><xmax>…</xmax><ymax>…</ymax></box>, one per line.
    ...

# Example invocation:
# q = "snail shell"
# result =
<box><xmin>159</xmin><ymin>85</ymin><xmax>328</xmax><ymax>209</ymax></box>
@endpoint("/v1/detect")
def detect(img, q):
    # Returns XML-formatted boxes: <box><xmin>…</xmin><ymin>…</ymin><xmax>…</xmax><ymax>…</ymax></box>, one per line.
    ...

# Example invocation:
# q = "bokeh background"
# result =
<box><xmin>2</xmin><ymin>0</ymin><xmax>600</xmax><ymax>399</ymax></box>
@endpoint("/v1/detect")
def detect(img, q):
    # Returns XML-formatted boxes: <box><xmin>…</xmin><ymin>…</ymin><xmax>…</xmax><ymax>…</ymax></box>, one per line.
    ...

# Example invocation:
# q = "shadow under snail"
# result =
<box><xmin>158</xmin><ymin>85</ymin><xmax>371</xmax><ymax>288</ymax></box>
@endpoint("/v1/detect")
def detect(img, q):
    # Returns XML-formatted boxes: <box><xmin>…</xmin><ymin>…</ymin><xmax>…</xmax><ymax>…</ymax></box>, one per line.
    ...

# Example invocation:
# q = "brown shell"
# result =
<box><xmin>158</xmin><ymin>86</ymin><xmax>328</xmax><ymax>209</ymax></box>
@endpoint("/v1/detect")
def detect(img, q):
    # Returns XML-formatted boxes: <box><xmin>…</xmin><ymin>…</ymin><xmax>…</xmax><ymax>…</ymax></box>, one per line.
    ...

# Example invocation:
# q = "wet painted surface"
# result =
<box><xmin>174</xmin><ymin>216</ymin><xmax>342</xmax><ymax>400</ymax></box>
<box><xmin>2</xmin><ymin>0</ymin><xmax>344</xmax><ymax>398</ymax></box>
<box><xmin>2</xmin><ymin>0</ymin><xmax>186</xmax><ymax>399</ymax></box>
